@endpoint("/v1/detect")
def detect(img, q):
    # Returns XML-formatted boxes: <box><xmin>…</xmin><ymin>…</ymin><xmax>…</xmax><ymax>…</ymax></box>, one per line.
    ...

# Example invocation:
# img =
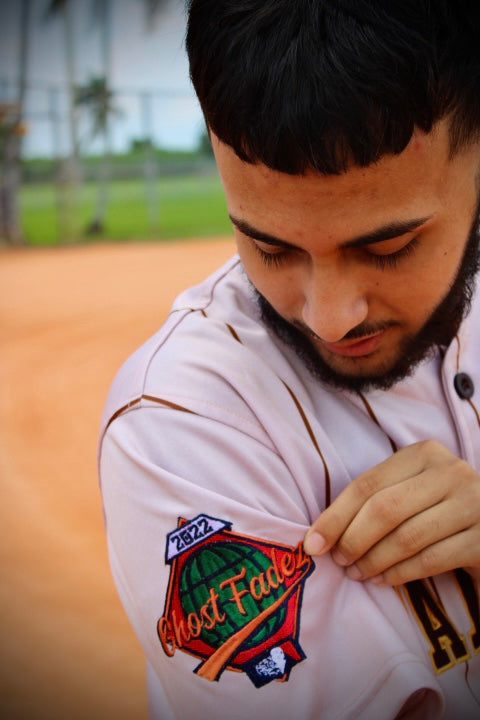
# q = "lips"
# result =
<box><xmin>320</xmin><ymin>329</ymin><xmax>387</xmax><ymax>358</ymax></box>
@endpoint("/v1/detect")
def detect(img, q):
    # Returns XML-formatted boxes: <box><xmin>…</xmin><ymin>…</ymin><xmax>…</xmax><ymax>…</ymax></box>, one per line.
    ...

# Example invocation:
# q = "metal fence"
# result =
<box><xmin>0</xmin><ymin>77</ymin><xmax>206</xmax><ymax>168</ymax></box>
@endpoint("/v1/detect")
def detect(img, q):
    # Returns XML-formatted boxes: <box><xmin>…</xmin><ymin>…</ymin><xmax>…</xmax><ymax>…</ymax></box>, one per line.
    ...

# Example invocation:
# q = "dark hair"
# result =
<box><xmin>186</xmin><ymin>0</ymin><xmax>480</xmax><ymax>174</ymax></box>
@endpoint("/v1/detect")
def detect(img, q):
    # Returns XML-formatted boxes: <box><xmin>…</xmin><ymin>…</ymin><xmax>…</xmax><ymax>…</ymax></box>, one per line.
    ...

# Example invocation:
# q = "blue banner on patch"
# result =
<box><xmin>165</xmin><ymin>514</ymin><xmax>231</xmax><ymax>562</ymax></box>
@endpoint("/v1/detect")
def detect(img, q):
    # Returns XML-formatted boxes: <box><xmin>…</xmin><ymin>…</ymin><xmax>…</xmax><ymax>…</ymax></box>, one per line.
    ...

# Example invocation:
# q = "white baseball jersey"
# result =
<box><xmin>99</xmin><ymin>256</ymin><xmax>480</xmax><ymax>720</ymax></box>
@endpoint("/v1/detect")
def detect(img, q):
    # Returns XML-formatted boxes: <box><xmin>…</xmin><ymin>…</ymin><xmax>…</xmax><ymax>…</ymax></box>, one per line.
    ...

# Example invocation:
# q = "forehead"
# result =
<box><xmin>211</xmin><ymin>122</ymin><xmax>459</xmax><ymax>243</ymax></box>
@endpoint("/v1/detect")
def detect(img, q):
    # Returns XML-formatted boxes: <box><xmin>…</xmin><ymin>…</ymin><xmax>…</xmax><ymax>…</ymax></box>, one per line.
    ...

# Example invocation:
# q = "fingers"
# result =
<box><xmin>329</xmin><ymin>466</ymin><xmax>450</xmax><ymax>566</ymax></box>
<box><xmin>363</xmin><ymin>527</ymin><xmax>480</xmax><ymax>586</ymax></box>
<box><xmin>303</xmin><ymin>441</ymin><xmax>480</xmax><ymax>585</ymax></box>
<box><xmin>341</xmin><ymin>497</ymin><xmax>479</xmax><ymax>584</ymax></box>
<box><xmin>304</xmin><ymin>441</ymin><xmax>437</xmax><ymax>556</ymax></box>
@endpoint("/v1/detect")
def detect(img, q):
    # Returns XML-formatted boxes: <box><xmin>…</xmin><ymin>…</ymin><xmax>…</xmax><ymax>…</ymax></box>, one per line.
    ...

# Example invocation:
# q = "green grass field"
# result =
<box><xmin>20</xmin><ymin>173</ymin><xmax>232</xmax><ymax>245</ymax></box>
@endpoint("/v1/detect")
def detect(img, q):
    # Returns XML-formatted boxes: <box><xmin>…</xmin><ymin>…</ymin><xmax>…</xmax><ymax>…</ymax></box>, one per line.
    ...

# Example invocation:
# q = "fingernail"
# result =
<box><xmin>346</xmin><ymin>564</ymin><xmax>363</xmax><ymax>581</ymax></box>
<box><xmin>304</xmin><ymin>531</ymin><xmax>326</xmax><ymax>555</ymax></box>
<box><xmin>370</xmin><ymin>574</ymin><xmax>385</xmax><ymax>586</ymax></box>
<box><xmin>331</xmin><ymin>548</ymin><xmax>349</xmax><ymax>566</ymax></box>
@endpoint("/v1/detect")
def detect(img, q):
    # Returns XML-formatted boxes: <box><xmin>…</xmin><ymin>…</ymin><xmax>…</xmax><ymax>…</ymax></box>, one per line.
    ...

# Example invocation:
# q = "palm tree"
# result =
<box><xmin>44</xmin><ymin>0</ymin><xmax>179</xmax><ymax>239</ymax></box>
<box><xmin>76</xmin><ymin>76</ymin><xmax>117</xmax><ymax>146</ymax></box>
<box><xmin>140</xmin><ymin>0</ymin><xmax>174</xmax><ymax>233</ymax></box>
<box><xmin>45</xmin><ymin>0</ymin><xmax>83</xmax><ymax>242</ymax></box>
<box><xmin>75</xmin><ymin>75</ymin><xmax>119</xmax><ymax>233</ymax></box>
<box><xmin>0</xmin><ymin>0</ymin><xmax>31</xmax><ymax>244</ymax></box>
<box><xmin>45</xmin><ymin>0</ymin><xmax>80</xmax><ymax>161</ymax></box>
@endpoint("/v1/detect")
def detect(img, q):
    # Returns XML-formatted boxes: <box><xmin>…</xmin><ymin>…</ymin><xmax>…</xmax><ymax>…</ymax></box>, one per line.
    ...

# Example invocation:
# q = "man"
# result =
<box><xmin>99</xmin><ymin>2</ymin><xmax>480</xmax><ymax>718</ymax></box>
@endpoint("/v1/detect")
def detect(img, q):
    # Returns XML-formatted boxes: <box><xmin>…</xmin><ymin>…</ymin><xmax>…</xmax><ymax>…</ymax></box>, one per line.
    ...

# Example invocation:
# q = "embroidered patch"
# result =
<box><xmin>157</xmin><ymin>515</ymin><xmax>315</xmax><ymax>687</ymax></box>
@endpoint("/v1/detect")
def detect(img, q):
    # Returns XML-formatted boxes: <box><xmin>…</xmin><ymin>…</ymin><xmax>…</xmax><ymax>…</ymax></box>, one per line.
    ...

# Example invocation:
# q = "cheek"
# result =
<box><xmin>385</xmin><ymin>246</ymin><xmax>465</xmax><ymax>328</ymax></box>
<box><xmin>415</xmin><ymin>244</ymin><xmax>464</xmax><ymax>303</ymax></box>
<box><xmin>250</xmin><ymin>266</ymin><xmax>299</xmax><ymax>312</ymax></box>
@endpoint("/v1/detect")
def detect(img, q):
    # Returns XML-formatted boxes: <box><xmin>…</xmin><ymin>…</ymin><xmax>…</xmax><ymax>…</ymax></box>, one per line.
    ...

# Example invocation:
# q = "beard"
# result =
<box><xmin>256</xmin><ymin>211</ymin><xmax>480</xmax><ymax>393</ymax></box>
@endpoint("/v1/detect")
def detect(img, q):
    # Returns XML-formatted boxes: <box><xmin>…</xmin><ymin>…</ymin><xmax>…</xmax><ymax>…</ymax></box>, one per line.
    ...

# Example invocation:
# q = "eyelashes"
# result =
<box><xmin>251</xmin><ymin>236</ymin><xmax>419</xmax><ymax>271</ymax></box>
<box><xmin>251</xmin><ymin>244</ymin><xmax>289</xmax><ymax>268</ymax></box>
<box><xmin>369</xmin><ymin>237</ymin><xmax>419</xmax><ymax>270</ymax></box>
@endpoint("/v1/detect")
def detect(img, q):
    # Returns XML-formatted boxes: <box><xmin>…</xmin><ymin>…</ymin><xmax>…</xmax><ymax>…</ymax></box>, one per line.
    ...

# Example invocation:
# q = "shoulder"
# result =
<box><xmin>99</xmin><ymin>256</ymin><xmax>295</xmax><ymax>437</ymax></box>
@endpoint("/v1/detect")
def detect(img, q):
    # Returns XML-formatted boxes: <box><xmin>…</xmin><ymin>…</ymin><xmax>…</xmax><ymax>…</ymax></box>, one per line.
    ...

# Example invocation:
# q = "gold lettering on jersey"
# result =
<box><xmin>403</xmin><ymin>579</ymin><xmax>470</xmax><ymax>673</ymax></box>
<box><xmin>454</xmin><ymin>569</ymin><xmax>480</xmax><ymax>654</ymax></box>
<box><xmin>157</xmin><ymin>543</ymin><xmax>308</xmax><ymax>657</ymax></box>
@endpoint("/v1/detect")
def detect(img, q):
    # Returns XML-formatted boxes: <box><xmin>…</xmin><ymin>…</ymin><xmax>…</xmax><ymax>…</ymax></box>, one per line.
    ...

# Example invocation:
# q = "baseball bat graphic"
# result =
<box><xmin>195</xmin><ymin>563</ymin><xmax>311</xmax><ymax>681</ymax></box>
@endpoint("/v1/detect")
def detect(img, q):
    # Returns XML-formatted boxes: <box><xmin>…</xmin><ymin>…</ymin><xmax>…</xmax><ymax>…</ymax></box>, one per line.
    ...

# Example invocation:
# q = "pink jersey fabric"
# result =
<box><xmin>99</xmin><ymin>256</ymin><xmax>480</xmax><ymax>719</ymax></box>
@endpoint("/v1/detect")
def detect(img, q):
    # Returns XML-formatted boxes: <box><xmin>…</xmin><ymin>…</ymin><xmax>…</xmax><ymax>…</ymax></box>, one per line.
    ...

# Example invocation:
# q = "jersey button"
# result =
<box><xmin>453</xmin><ymin>372</ymin><xmax>474</xmax><ymax>399</ymax></box>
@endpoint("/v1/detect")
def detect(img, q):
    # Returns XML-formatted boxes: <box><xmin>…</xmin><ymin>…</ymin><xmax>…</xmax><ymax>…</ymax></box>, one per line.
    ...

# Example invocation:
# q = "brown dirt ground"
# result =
<box><xmin>0</xmin><ymin>237</ymin><xmax>236</xmax><ymax>720</ymax></box>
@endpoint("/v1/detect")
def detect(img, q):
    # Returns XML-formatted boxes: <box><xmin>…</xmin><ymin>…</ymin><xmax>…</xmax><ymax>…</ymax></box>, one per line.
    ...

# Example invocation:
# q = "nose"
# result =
<box><xmin>301</xmin><ymin>264</ymin><xmax>369</xmax><ymax>343</ymax></box>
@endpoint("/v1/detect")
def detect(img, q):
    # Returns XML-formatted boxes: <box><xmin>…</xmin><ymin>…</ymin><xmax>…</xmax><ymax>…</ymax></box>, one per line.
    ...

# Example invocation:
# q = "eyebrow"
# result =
<box><xmin>229</xmin><ymin>214</ymin><xmax>432</xmax><ymax>250</ymax></box>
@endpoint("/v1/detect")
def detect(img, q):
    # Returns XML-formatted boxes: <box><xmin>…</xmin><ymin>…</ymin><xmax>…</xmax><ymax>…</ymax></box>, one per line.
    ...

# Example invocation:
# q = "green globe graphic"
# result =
<box><xmin>179</xmin><ymin>540</ymin><xmax>287</xmax><ymax>649</ymax></box>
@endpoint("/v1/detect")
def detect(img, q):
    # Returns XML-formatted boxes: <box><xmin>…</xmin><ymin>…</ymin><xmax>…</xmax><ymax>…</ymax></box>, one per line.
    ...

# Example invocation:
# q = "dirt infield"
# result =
<box><xmin>0</xmin><ymin>237</ymin><xmax>235</xmax><ymax>720</ymax></box>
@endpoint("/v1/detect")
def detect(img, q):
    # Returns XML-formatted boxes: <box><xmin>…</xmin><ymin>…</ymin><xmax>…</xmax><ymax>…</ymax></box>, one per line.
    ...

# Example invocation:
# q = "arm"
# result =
<box><xmin>100</xmin><ymin>406</ymin><xmax>444</xmax><ymax>720</ymax></box>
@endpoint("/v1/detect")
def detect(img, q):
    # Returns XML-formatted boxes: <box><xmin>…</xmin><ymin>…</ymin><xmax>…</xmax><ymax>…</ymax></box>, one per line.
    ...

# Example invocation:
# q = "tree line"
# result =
<box><xmin>0</xmin><ymin>0</ymin><xmax>177</xmax><ymax>245</ymax></box>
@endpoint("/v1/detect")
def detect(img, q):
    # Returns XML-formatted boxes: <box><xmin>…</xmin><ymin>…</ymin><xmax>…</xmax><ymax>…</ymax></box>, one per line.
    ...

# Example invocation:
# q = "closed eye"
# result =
<box><xmin>365</xmin><ymin>237</ymin><xmax>419</xmax><ymax>270</ymax></box>
<box><xmin>251</xmin><ymin>242</ymin><xmax>290</xmax><ymax>267</ymax></box>
<box><xmin>252</xmin><ymin>237</ymin><xmax>420</xmax><ymax>271</ymax></box>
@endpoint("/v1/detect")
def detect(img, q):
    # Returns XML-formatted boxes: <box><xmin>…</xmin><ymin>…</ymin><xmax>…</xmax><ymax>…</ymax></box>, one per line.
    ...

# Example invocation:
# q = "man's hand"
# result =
<box><xmin>304</xmin><ymin>440</ymin><xmax>480</xmax><ymax>585</ymax></box>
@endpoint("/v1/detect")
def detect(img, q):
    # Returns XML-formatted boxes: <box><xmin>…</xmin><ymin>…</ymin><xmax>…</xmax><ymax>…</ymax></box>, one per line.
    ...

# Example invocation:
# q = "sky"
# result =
<box><xmin>0</xmin><ymin>0</ymin><xmax>205</xmax><ymax>157</ymax></box>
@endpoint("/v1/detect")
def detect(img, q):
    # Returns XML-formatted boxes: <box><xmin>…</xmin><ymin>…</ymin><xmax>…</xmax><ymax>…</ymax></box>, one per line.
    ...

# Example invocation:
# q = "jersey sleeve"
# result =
<box><xmin>99</xmin><ymin>402</ymin><xmax>445</xmax><ymax>720</ymax></box>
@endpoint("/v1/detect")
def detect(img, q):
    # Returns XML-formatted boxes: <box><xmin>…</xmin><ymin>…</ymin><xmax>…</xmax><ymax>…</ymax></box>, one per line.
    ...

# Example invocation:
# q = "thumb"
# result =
<box><xmin>303</xmin><ymin>499</ymin><xmax>354</xmax><ymax>556</ymax></box>
<box><xmin>303</xmin><ymin>527</ymin><xmax>329</xmax><ymax>556</ymax></box>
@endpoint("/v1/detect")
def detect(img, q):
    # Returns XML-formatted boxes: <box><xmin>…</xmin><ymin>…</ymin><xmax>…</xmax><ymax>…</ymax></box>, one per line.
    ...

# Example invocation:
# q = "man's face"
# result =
<box><xmin>212</xmin><ymin>122</ymin><xmax>480</xmax><ymax>391</ymax></box>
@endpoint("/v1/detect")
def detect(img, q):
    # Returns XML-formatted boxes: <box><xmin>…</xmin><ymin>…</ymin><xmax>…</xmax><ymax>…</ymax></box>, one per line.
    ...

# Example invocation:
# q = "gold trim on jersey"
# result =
<box><xmin>281</xmin><ymin>382</ymin><xmax>331</xmax><ymax>509</ymax></box>
<box><xmin>105</xmin><ymin>395</ymin><xmax>197</xmax><ymax>433</ymax></box>
<box><xmin>218</xmin><ymin>318</ymin><xmax>332</xmax><ymax>508</ymax></box>
<box><xmin>357</xmin><ymin>392</ymin><xmax>398</xmax><ymax>453</ymax></box>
